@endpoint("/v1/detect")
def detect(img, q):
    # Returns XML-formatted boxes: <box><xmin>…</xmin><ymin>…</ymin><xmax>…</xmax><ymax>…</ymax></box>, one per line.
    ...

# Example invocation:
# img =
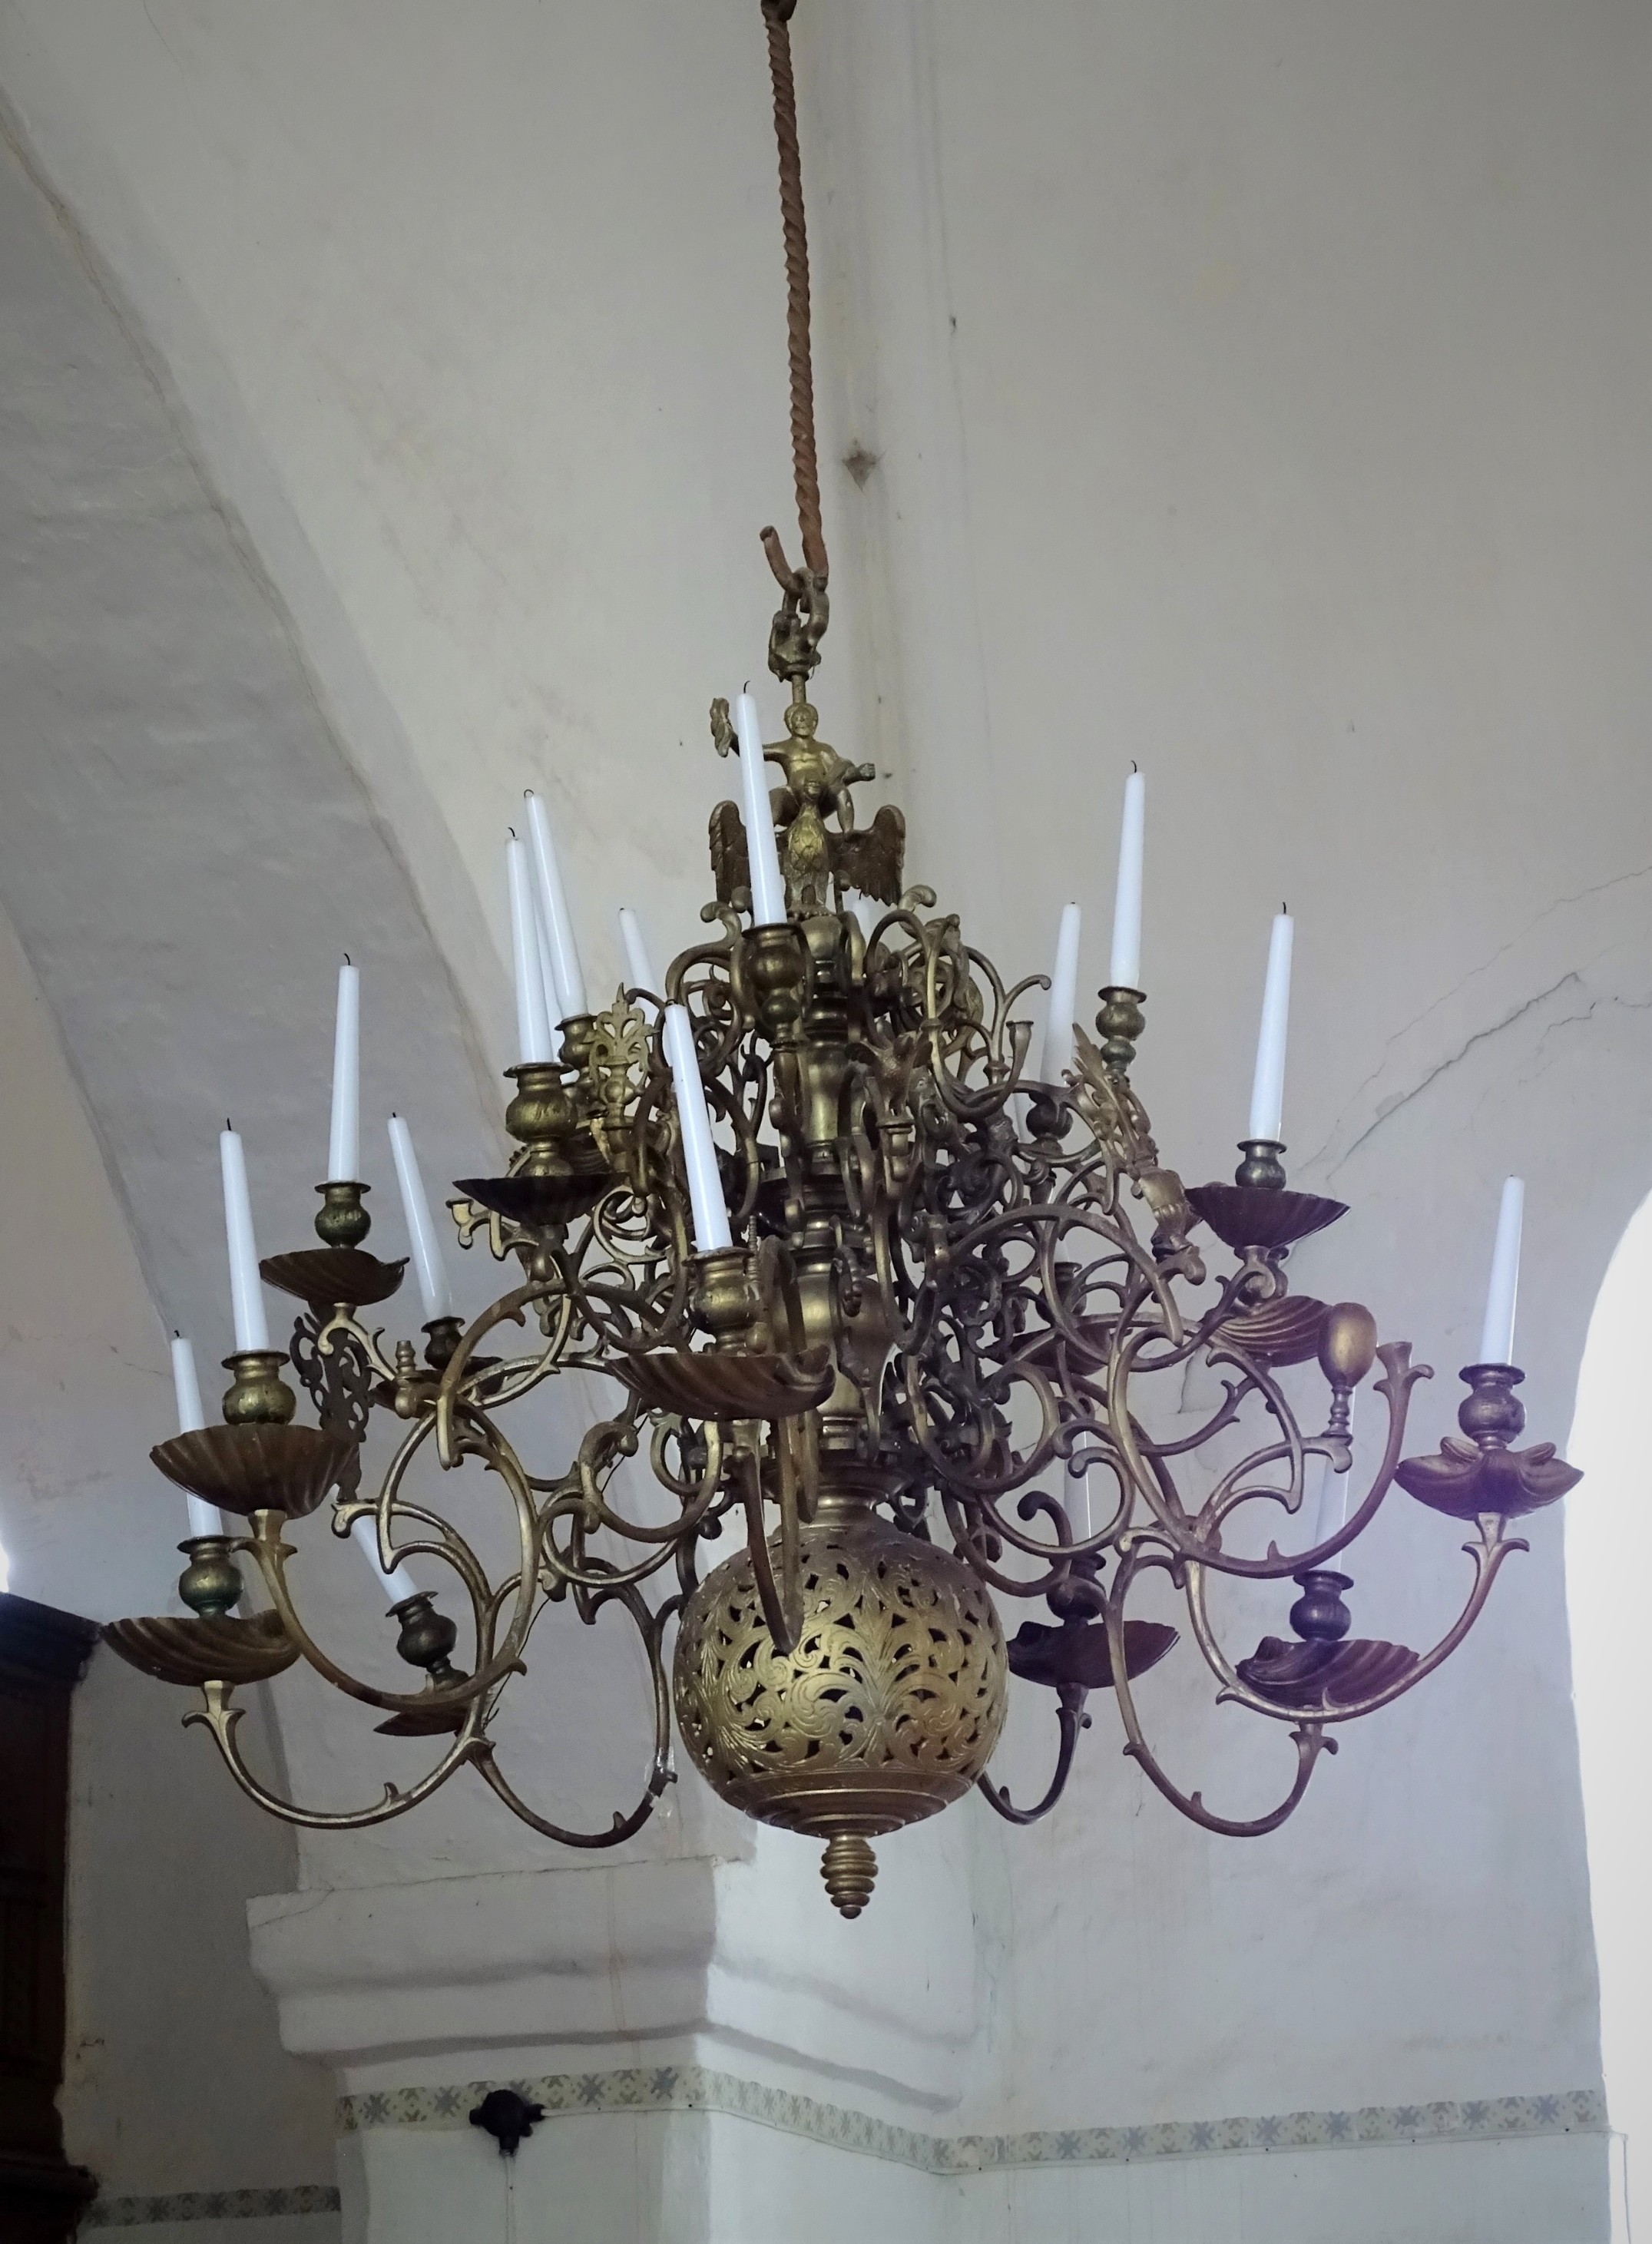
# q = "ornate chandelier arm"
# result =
<box><xmin>535</xmin><ymin>1402</ymin><xmax>725</xmax><ymax>1554</ymax></box>
<box><xmin>1104</xmin><ymin>1548</ymin><xmax>1333</xmax><ymax>1835</ymax></box>
<box><xmin>184</xmin><ymin>1680</ymin><xmax>487</xmax><ymax>1832</ymax></box>
<box><xmin>1114</xmin><ymin>1343</ymin><xmax>1430</xmax><ymax>1583</ymax></box>
<box><xmin>536</xmin><ymin>1426</ymin><xmax>729</xmax><ymax>1594</ymax></box>
<box><xmin>1184</xmin><ymin>1509</ymin><xmax>1531</xmax><ymax>1726</ymax></box>
<box><xmin>903</xmin><ymin>1355</ymin><xmax>1062</xmax><ymax>1505</ymax></box>
<box><xmin>976</xmin><ymin>1690</ymin><xmax>1086</xmax><ymax>1825</ymax></box>
<box><xmin>734</xmin><ymin>1442</ymin><xmax>803</xmax><ymax>1655</ymax></box>
<box><xmin>432</xmin><ymin>1283</ymin><xmax>577</xmax><ymax>1465</ymax></box>
<box><xmin>941</xmin><ymin>1476</ymin><xmax>1141</xmax><ymax>1604</ymax></box>
<box><xmin>940</xmin><ymin>1495</ymin><xmax>1072</xmax><ymax>1604</ymax></box>
<box><xmin>468</xmin><ymin>1575</ymin><xmax>675</xmax><ymax>1848</ymax></box>
<box><xmin>244</xmin><ymin>1416</ymin><xmax>541</xmax><ymax>1716</ymax></box>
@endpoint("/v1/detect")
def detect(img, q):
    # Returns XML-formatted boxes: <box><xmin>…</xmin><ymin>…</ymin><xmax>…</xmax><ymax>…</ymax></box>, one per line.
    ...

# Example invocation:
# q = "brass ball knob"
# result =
<box><xmin>1319</xmin><ymin>1302</ymin><xmax>1379</xmax><ymax>1388</ymax></box>
<box><xmin>674</xmin><ymin>1506</ymin><xmax>1008</xmax><ymax>1917</ymax></box>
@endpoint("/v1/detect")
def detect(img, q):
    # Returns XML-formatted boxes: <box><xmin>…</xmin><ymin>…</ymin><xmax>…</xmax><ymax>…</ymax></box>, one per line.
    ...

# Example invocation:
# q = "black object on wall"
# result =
<box><xmin>0</xmin><ymin>1593</ymin><xmax>98</xmax><ymax>2240</ymax></box>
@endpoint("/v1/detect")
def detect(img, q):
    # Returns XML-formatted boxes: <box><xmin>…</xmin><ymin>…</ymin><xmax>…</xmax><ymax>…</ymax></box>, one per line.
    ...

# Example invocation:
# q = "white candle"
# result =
<box><xmin>349</xmin><ymin>1514</ymin><xmax>421</xmax><ymax>1607</ymax></box>
<box><xmin>326</xmin><ymin>958</ymin><xmax>360</xmax><ymax>1183</ymax></box>
<box><xmin>732</xmin><ymin>692</ymin><xmax>787</xmax><ymax>927</ymax></box>
<box><xmin>171</xmin><ymin>1333</ymin><xmax>223</xmax><ymax>1537</ymax></box>
<box><xmin>1107</xmin><ymin>769</ymin><xmax>1146</xmax><ymax>989</ymax></box>
<box><xmin>388</xmin><ymin>1115</ymin><xmax>455</xmax><ymax>1322</ymax></box>
<box><xmin>617</xmin><ymin>906</ymin><xmax>660</xmax><ymax>996</ymax></box>
<box><xmin>219</xmin><ymin>1127</ymin><xmax>271</xmax><ymax>1352</ymax></box>
<box><xmin>524</xmin><ymin>789</ymin><xmax>591</xmax><ymax>1021</ymax></box>
<box><xmin>171</xmin><ymin>1332</ymin><xmax>206</xmax><ymax>1432</ymax></box>
<box><xmin>533</xmin><ymin>895</ymin><xmax>560</xmax><ymax>1039</ymax></box>
<box><xmin>663</xmin><ymin>1003</ymin><xmax>733</xmax><ymax>1252</ymax></box>
<box><xmin>1246</xmin><ymin>910</ymin><xmax>1295</xmax><ymax>1144</ymax></box>
<box><xmin>1310</xmin><ymin>1393</ymin><xmax>1359</xmax><ymax>1544</ymax></box>
<box><xmin>505</xmin><ymin>836</ymin><xmax>553</xmax><ymax>1065</ymax></box>
<box><xmin>1478</xmin><ymin>1177</ymin><xmax>1525</xmax><ymax>1365</ymax></box>
<box><xmin>1038</xmin><ymin>903</ymin><xmax>1083</xmax><ymax>1085</ymax></box>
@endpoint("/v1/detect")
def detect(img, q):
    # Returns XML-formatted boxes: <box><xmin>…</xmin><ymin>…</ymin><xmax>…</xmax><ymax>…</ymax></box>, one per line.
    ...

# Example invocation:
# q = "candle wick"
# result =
<box><xmin>174</xmin><ymin>1328</ymin><xmax>181</xmax><ymax>1339</ymax></box>
<box><xmin>343</xmin><ymin>952</ymin><xmax>351</xmax><ymax>966</ymax></box>
<box><xmin>1130</xmin><ymin>760</ymin><xmax>1137</xmax><ymax>773</ymax></box>
<box><xmin>224</xmin><ymin>1117</ymin><xmax>232</xmax><ymax>1131</ymax></box>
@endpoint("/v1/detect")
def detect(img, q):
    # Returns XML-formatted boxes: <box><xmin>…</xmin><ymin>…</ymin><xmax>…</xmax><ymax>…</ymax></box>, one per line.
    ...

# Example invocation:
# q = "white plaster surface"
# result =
<box><xmin>0</xmin><ymin>0</ymin><xmax>1645</xmax><ymax>2236</ymax></box>
<box><xmin>255</xmin><ymin>1821</ymin><xmax>978</xmax><ymax>2108</ymax></box>
<box><xmin>0</xmin><ymin>895</ymin><xmax>335</xmax><ymax>2203</ymax></box>
<box><xmin>952</xmin><ymin>2133</ymin><xmax>1611</xmax><ymax>2244</ymax></box>
<box><xmin>345</xmin><ymin>2110</ymin><xmax>1610</xmax><ymax>2244</ymax></box>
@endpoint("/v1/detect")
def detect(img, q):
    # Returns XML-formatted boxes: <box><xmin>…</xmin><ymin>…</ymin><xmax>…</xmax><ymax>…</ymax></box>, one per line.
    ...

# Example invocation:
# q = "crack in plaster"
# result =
<box><xmin>1309</xmin><ymin>859</ymin><xmax>1652</xmax><ymax>1176</ymax></box>
<box><xmin>1324</xmin><ymin>971</ymin><xmax>1585</xmax><ymax>1183</ymax></box>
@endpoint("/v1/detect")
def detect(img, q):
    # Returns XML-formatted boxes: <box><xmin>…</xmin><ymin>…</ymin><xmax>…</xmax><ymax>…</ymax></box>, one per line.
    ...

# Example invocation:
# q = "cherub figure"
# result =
<box><xmin>708</xmin><ymin>693</ymin><xmax>905</xmax><ymax>916</ymax></box>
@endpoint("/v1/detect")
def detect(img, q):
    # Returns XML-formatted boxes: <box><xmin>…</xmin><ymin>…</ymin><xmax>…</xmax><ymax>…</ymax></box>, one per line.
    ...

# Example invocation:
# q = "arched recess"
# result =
<box><xmin>0</xmin><ymin>104</ymin><xmax>668</xmax><ymax>1892</ymax></box>
<box><xmin>1568</xmin><ymin>1185</ymin><xmax>1652</xmax><ymax>2238</ymax></box>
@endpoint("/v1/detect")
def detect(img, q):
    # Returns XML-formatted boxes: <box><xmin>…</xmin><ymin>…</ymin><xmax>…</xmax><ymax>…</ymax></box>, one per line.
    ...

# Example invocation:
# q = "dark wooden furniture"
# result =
<box><xmin>0</xmin><ymin>1594</ymin><xmax>98</xmax><ymax>2240</ymax></box>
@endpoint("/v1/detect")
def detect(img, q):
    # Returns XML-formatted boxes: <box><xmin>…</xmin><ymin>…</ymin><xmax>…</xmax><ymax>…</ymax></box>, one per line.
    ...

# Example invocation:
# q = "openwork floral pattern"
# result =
<box><xmin>675</xmin><ymin>1513</ymin><xmax>1008</xmax><ymax>1798</ymax></box>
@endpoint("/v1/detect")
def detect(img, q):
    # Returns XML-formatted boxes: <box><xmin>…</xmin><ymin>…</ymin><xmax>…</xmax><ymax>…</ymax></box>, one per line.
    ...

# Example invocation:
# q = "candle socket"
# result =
<box><xmin>1095</xmin><ymin>987</ymin><xmax>1146</xmax><ymax>1079</ymax></box>
<box><xmin>177</xmin><ymin>1534</ymin><xmax>243</xmax><ymax>1618</ymax></box>
<box><xmin>692</xmin><ymin>1246</ymin><xmax>764</xmax><ymax>1352</ymax></box>
<box><xmin>1234</xmin><ymin>1139</ymin><xmax>1287</xmax><ymax>1191</ymax></box>
<box><xmin>744</xmin><ymin>922</ymin><xmax>807</xmax><ymax>1045</ymax></box>
<box><xmin>1046</xmin><ymin>1547</ymin><xmax>1107</xmax><ymax>1623</ymax></box>
<box><xmin>1456</xmin><ymin>1362</ymin><xmax>1526</xmax><ymax>1448</ymax></box>
<box><xmin>220</xmin><ymin>1349</ymin><xmax>297</xmax><ymax>1426</ymax></box>
<box><xmin>504</xmin><ymin>1061</ymin><xmax>579</xmax><ymax>1177</ymax></box>
<box><xmin>556</xmin><ymin>1013</ymin><xmax>598</xmax><ymax>1075</ymax></box>
<box><xmin>315</xmin><ymin>1180</ymin><xmax>372</xmax><ymax>1249</ymax></box>
<box><xmin>392</xmin><ymin>1591</ymin><xmax>462</xmax><ymax>1683</ymax></box>
<box><xmin>1289</xmin><ymin>1569</ymin><xmax>1352</xmax><ymax>1643</ymax></box>
<box><xmin>1025</xmin><ymin>1089</ymin><xmax>1071</xmax><ymax>1143</ymax></box>
<box><xmin>424</xmin><ymin>1316</ymin><xmax>464</xmax><ymax>1372</ymax></box>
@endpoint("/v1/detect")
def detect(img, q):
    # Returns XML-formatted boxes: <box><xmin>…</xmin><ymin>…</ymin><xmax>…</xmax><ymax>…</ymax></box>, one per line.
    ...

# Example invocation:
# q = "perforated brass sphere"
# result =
<box><xmin>674</xmin><ymin>1504</ymin><xmax>1008</xmax><ymax>1916</ymax></box>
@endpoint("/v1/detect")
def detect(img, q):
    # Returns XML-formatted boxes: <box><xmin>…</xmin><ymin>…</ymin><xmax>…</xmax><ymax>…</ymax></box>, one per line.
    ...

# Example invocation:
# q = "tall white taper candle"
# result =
<box><xmin>171</xmin><ymin>1333</ymin><xmax>223</xmax><ymax>1537</ymax></box>
<box><xmin>1310</xmin><ymin>1392</ymin><xmax>1359</xmax><ymax>1544</ymax></box>
<box><xmin>1038</xmin><ymin>903</ymin><xmax>1083</xmax><ymax>1085</ymax></box>
<box><xmin>663</xmin><ymin>1003</ymin><xmax>733</xmax><ymax>1252</ymax></box>
<box><xmin>505</xmin><ymin>835</ymin><xmax>553</xmax><ymax>1064</ymax></box>
<box><xmin>1478</xmin><ymin>1177</ymin><xmax>1525</xmax><ymax>1365</ymax></box>
<box><xmin>349</xmin><ymin>1515</ymin><xmax>421</xmax><ymax>1607</ymax></box>
<box><xmin>533</xmin><ymin>895</ymin><xmax>560</xmax><ymax>1040</ymax></box>
<box><xmin>732</xmin><ymin>692</ymin><xmax>787</xmax><ymax>927</ymax></box>
<box><xmin>1108</xmin><ymin>769</ymin><xmax>1146</xmax><ymax>989</ymax></box>
<box><xmin>219</xmin><ymin>1127</ymin><xmax>271</xmax><ymax>1352</ymax></box>
<box><xmin>387</xmin><ymin>1115</ymin><xmax>455</xmax><ymax>1322</ymax></box>
<box><xmin>1247</xmin><ymin>910</ymin><xmax>1295</xmax><ymax>1144</ymax></box>
<box><xmin>326</xmin><ymin>958</ymin><xmax>360</xmax><ymax>1183</ymax></box>
<box><xmin>617</xmin><ymin>907</ymin><xmax>660</xmax><ymax>996</ymax></box>
<box><xmin>524</xmin><ymin>789</ymin><xmax>591</xmax><ymax>1021</ymax></box>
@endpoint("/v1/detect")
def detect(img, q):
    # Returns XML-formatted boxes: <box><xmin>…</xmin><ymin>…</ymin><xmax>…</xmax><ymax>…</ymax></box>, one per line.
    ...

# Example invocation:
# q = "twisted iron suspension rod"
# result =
<box><xmin>760</xmin><ymin>0</ymin><xmax>828</xmax><ymax>589</ymax></box>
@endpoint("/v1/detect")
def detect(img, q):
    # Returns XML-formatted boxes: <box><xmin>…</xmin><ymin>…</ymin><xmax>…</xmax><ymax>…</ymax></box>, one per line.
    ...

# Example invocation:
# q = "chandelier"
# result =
<box><xmin>106</xmin><ymin>0</ymin><xmax>1581</xmax><ymax>1919</ymax></box>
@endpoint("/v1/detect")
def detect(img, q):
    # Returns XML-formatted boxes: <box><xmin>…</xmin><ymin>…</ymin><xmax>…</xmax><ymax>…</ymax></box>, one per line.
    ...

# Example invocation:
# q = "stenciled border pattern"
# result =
<box><xmin>339</xmin><ymin>2068</ymin><xmax>1607</xmax><ymax>2176</ymax></box>
<box><xmin>82</xmin><ymin>2186</ymin><xmax>340</xmax><ymax>2227</ymax></box>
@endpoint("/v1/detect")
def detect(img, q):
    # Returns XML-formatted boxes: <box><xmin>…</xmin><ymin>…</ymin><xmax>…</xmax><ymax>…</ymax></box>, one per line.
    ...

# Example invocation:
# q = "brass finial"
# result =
<box><xmin>820</xmin><ymin>1832</ymin><xmax>877</xmax><ymax>1918</ymax></box>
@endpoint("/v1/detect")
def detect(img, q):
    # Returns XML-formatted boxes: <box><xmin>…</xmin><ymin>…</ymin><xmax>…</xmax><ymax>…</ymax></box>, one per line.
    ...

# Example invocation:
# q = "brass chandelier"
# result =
<box><xmin>108</xmin><ymin>0</ymin><xmax>1581</xmax><ymax>1918</ymax></box>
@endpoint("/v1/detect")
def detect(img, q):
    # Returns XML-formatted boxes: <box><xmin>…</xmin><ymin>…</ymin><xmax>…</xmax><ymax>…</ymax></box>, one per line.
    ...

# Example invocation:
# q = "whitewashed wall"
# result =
<box><xmin>0</xmin><ymin>902</ymin><xmax>337</xmax><ymax>2234</ymax></box>
<box><xmin>1</xmin><ymin>1</ymin><xmax>1646</xmax><ymax>2238</ymax></box>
